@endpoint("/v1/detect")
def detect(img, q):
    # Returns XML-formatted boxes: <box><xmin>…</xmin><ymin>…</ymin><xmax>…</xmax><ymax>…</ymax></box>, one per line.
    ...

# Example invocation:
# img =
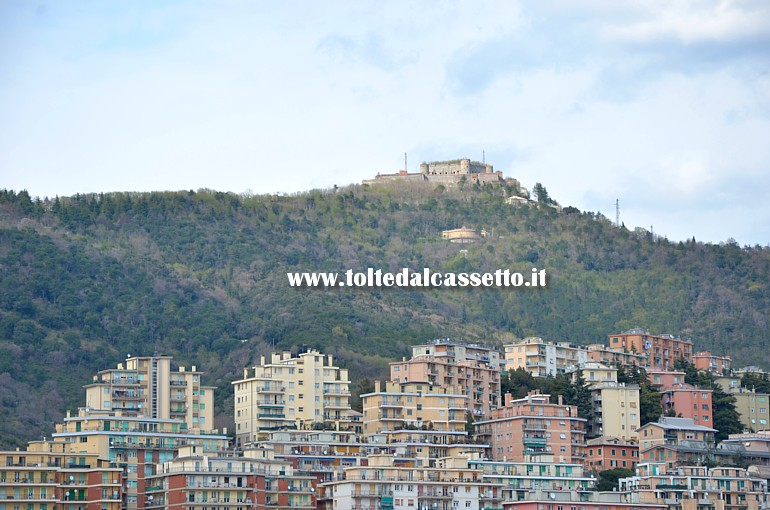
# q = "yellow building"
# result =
<box><xmin>591</xmin><ymin>382</ymin><xmax>641</xmax><ymax>440</ymax></box>
<box><xmin>567</xmin><ymin>362</ymin><xmax>640</xmax><ymax>440</ymax></box>
<box><xmin>84</xmin><ymin>355</ymin><xmax>215</xmax><ymax>432</ymax></box>
<box><xmin>504</xmin><ymin>338</ymin><xmax>588</xmax><ymax>377</ymax></box>
<box><xmin>232</xmin><ymin>350</ymin><xmax>355</xmax><ymax>446</ymax></box>
<box><xmin>363</xmin><ymin>380</ymin><xmax>468</xmax><ymax>436</ymax></box>
<box><xmin>0</xmin><ymin>440</ymin><xmax>122</xmax><ymax>510</ymax></box>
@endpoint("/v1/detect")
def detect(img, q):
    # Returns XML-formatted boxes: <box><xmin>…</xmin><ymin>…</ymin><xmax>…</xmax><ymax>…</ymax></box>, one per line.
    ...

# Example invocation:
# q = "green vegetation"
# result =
<box><xmin>0</xmin><ymin>183</ymin><xmax>768</xmax><ymax>447</ymax></box>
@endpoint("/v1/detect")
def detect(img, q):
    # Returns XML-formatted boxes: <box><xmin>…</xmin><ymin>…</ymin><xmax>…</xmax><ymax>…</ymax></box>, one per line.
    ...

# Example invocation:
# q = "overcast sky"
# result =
<box><xmin>2</xmin><ymin>1</ymin><xmax>769</xmax><ymax>245</ymax></box>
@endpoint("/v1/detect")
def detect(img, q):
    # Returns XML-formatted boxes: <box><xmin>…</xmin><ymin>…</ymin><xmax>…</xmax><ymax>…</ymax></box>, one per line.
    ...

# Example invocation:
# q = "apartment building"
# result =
<box><xmin>585</xmin><ymin>436</ymin><xmax>639</xmax><ymax>471</ymax></box>
<box><xmin>0</xmin><ymin>441</ymin><xmax>122</xmax><ymax>510</ymax></box>
<box><xmin>232</xmin><ymin>350</ymin><xmax>355</xmax><ymax>446</ymax></box>
<box><xmin>693</xmin><ymin>351</ymin><xmax>732</xmax><ymax>375</ymax></box>
<box><xmin>145</xmin><ymin>445</ymin><xmax>315</xmax><ymax>510</ymax></box>
<box><xmin>317</xmin><ymin>453</ymin><xmax>496</xmax><ymax>510</ymax></box>
<box><xmin>724</xmin><ymin>388</ymin><xmax>770</xmax><ymax>432</ymax></box>
<box><xmin>83</xmin><ymin>355</ymin><xmax>215</xmax><ymax>432</ymax></box>
<box><xmin>620</xmin><ymin>464</ymin><xmax>767</xmax><ymax>510</ymax></box>
<box><xmin>390</xmin><ymin>339</ymin><xmax>502</xmax><ymax>417</ymax></box>
<box><xmin>637</xmin><ymin>417</ymin><xmax>719</xmax><ymax>470</ymax></box>
<box><xmin>467</xmin><ymin>453</ymin><xmax>595</xmax><ymax>500</ymax></box>
<box><xmin>566</xmin><ymin>362</ymin><xmax>640</xmax><ymax>440</ymax></box>
<box><xmin>504</xmin><ymin>338</ymin><xmax>588</xmax><ymax>377</ymax></box>
<box><xmin>52</xmin><ymin>408</ymin><xmax>229</xmax><ymax>510</ymax></box>
<box><xmin>608</xmin><ymin>330</ymin><xmax>693</xmax><ymax>370</ymax></box>
<box><xmin>589</xmin><ymin>382</ymin><xmax>641</xmax><ymax>440</ymax></box>
<box><xmin>362</xmin><ymin>380</ymin><xmax>468</xmax><ymax>438</ymax></box>
<box><xmin>648</xmin><ymin>370</ymin><xmax>686</xmax><ymax>390</ymax></box>
<box><xmin>258</xmin><ymin>429</ymin><xmax>365</xmax><ymax>483</ymax></box>
<box><xmin>501</xmin><ymin>491</ymin><xmax>667</xmax><ymax>510</ymax></box>
<box><xmin>661</xmin><ymin>384</ymin><xmax>713</xmax><ymax>425</ymax></box>
<box><xmin>586</xmin><ymin>344</ymin><xmax>648</xmax><ymax>369</ymax></box>
<box><xmin>722</xmin><ymin>431</ymin><xmax>770</xmax><ymax>468</ymax></box>
<box><xmin>474</xmin><ymin>392</ymin><xmax>587</xmax><ymax>463</ymax></box>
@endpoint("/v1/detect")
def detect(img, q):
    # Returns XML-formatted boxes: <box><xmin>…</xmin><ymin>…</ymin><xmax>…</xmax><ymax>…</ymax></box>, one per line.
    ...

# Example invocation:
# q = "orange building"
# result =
<box><xmin>608</xmin><ymin>330</ymin><xmax>693</xmax><ymax>370</ymax></box>
<box><xmin>586</xmin><ymin>344</ymin><xmax>648</xmax><ymax>369</ymax></box>
<box><xmin>661</xmin><ymin>383</ymin><xmax>713</xmax><ymax>425</ymax></box>
<box><xmin>474</xmin><ymin>392</ymin><xmax>587</xmax><ymax>463</ymax></box>
<box><xmin>693</xmin><ymin>351</ymin><xmax>732</xmax><ymax>375</ymax></box>
<box><xmin>585</xmin><ymin>436</ymin><xmax>639</xmax><ymax>471</ymax></box>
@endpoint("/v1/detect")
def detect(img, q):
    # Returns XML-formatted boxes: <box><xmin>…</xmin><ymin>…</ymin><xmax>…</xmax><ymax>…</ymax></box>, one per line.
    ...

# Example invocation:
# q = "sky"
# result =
<box><xmin>1</xmin><ymin>1</ymin><xmax>769</xmax><ymax>246</ymax></box>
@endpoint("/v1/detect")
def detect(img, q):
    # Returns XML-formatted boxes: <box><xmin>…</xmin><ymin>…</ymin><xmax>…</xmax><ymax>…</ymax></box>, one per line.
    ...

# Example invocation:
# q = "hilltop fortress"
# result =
<box><xmin>363</xmin><ymin>158</ymin><xmax>519</xmax><ymax>188</ymax></box>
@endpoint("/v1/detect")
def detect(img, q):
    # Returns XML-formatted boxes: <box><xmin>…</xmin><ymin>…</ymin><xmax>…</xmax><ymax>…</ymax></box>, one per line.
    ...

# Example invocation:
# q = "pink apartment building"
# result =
<box><xmin>474</xmin><ymin>391</ymin><xmax>587</xmax><ymax>463</ymax></box>
<box><xmin>661</xmin><ymin>383</ymin><xmax>713</xmax><ymax>425</ymax></box>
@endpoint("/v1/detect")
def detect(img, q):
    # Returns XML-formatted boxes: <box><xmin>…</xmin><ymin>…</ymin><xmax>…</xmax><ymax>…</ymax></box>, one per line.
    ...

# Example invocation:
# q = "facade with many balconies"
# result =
<box><xmin>474</xmin><ymin>392</ymin><xmax>587</xmax><ymax>464</ymax></box>
<box><xmin>390</xmin><ymin>339</ymin><xmax>502</xmax><ymax>418</ymax></box>
<box><xmin>504</xmin><ymin>338</ymin><xmax>589</xmax><ymax>378</ymax></box>
<box><xmin>232</xmin><ymin>350</ymin><xmax>356</xmax><ymax>446</ymax></box>
<box><xmin>83</xmin><ymin>355</ymin><xmax>215</xmax><ymax>433</ymax></box>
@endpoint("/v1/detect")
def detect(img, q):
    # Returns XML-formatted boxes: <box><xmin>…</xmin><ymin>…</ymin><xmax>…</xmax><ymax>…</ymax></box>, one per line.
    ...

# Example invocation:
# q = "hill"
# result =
<box><xmin>0</xmin><ymin>184</ymin><xmax>768</xmax><ymax>448</ymax></box>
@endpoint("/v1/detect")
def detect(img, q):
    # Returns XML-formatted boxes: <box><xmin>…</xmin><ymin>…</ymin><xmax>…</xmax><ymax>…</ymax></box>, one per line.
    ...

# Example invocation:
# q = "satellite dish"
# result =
<box><xmin>549</xmin><ymin>493</ymin><xmax>556</xmax><ymax>500</ymax></box>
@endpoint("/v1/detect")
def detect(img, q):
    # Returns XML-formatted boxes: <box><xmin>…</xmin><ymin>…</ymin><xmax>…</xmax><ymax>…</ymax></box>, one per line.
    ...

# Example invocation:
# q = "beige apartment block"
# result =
<box><xmin>390</xmin><ymin>339</ymin><xmax>502</xmax><ymax>418</ymax></box>
<box><xmin>504</xmin><ymin>338</ymin><xmax>588</xmax><ymax>377</ymax></box>
<box><xmin>232</xmin><ymin>350</ymin><xmax>355</xmax><ymax>446</ymax></box>
<box><xmin>608</xmin><ymin>330</ymin><xmax>693</xmax><ymax>370</ymax></box>
<box><xmin>474</xmin><ymin>392</ymin><xmax>587</xmax><ymax>464</ymax></box>
<box><xmin>566</xmin><ymin>362</ymin><xmax>640</xmax><ymax>440</ymax></box>
<box><xmin>84</xmin><ymin>355</ymin><xmax>215</xmax><ymax>432</ymax></box>
<box><xmin>725</xmin><ymin>388</ymin><xmax>770</xmax><ymax>431</ymax></box>
<box><xmin>590</xmin><ymin>382</ymin><xmax>641</xmax><ymax>440</ymax></box>
<box><xmin>362</xmin><ymin>380</ymin><xmax>469</xmax><ymax>440</ymax></box>
<box><xmin>0</xmin><ymin>441</ymin><xmax>122</xmax><ymax>510</ymax></box>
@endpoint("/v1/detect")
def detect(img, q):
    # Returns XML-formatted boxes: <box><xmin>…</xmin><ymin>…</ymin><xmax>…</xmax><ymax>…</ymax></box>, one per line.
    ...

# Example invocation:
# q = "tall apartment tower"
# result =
<box><xmin>474</xmin><ymin>391</ymin><xmax>587</xmax><ymax>464</ymax></box>
<box><xmin>83</xmin><ymin>355</ymin><xmax>215</xmax><ymax>432</ymax></box>
<box><xmin>232</xmin><ymin>349</ymin><xmax>355</xmax><ymax>446</ymax></box>
<box><xmin>390</xmin><ymin>339</ymin><xmax>502</xmax><ymax>417</ymax></box>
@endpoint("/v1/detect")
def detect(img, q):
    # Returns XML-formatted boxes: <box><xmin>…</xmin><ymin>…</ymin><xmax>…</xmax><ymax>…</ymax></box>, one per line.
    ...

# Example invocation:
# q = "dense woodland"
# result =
<box><xmin>0</xmin><ymin>182</ymin><xmax>769</xmax><ymax>448</ymax></box>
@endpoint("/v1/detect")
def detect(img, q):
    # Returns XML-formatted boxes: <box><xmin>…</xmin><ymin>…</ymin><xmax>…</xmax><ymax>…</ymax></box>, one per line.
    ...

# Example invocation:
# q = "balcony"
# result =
<box><xmin>258</xmin><ymin>385</ymin><xmax>285</xmax><ymax>393</ymax></box>
<box><xmin>352</xmin><ymin>489</ymin><xmax>394</xmax><ymax>497</ymax></box>
<box><xmin>417</xmin><ymin>489</ymin><xmax>452</xmax><ymax>499</ymax></box>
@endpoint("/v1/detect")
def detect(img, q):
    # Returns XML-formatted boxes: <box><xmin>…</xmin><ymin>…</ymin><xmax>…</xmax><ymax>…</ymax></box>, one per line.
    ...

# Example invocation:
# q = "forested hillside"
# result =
<box><xmin>0</xmin><ymin>183</ymin><xmax>768</xmax><ymax>447</ymax></box>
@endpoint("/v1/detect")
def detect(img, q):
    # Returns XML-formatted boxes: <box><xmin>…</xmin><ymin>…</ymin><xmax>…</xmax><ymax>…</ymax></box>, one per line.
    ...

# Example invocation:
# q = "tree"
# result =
<box><xmin>533</xmin><ymin>183</ymin><xmax>551</xmax><ymax>204</ymax></box>
<box><xmin>595</xmin><ymin>467</ymin><xmax>634</xmax><ymax>491</ymax></box>
<box><xmin>618</xmin><ymin>365</ymin><xmax>662</xmax><ymax>426</ymax></box>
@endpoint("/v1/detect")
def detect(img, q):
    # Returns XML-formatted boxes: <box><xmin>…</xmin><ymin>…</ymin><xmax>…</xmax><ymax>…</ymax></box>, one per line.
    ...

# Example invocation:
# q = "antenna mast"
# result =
<box><xmin>615</xmin><ymin>199</ymin><xmax>620</xmax><ymax>227</ymax></box>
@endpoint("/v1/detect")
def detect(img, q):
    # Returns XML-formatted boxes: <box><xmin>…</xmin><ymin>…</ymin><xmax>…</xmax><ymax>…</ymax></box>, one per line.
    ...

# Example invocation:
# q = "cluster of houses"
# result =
<box><xmin>3</xmin><ymin>330</ymin><xmax>770</xmax><ymax>510</ymax></box>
